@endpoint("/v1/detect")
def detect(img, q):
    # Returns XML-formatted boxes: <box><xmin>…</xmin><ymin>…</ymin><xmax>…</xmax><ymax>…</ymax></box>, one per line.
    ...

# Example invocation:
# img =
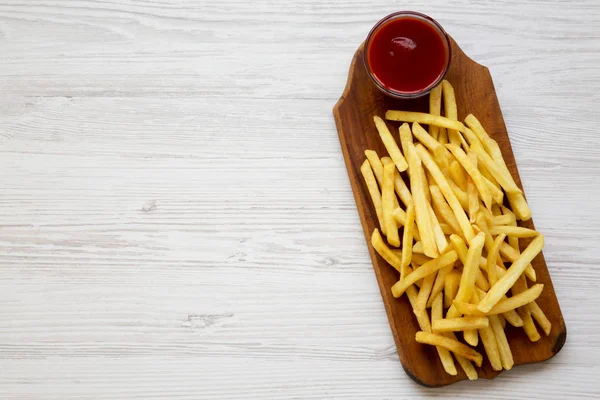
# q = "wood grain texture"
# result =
<box><xmin>333</xmin><ymin>38</ymin><xmax>566</xmax><ymax>387</ymax></box>
<box><xmin>0</xmin><ymin>0</ymin><xmax>599</xmax><ymax>399</ymax></box>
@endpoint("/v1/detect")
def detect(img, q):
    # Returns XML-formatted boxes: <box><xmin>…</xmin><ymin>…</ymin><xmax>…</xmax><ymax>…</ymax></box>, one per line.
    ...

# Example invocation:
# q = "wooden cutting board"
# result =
<box><xmin>332</xmin><ymin>36</ymin><xmax>567</xmax><ymax>387</ymax></box>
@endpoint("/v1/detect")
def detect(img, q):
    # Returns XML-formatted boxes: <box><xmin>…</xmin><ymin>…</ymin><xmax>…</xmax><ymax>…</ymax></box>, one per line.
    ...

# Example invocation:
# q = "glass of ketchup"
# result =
<box><xmin>365</xmin><ymin>11</ymin><xmax>451</xmax><ymax>99</ymax></box>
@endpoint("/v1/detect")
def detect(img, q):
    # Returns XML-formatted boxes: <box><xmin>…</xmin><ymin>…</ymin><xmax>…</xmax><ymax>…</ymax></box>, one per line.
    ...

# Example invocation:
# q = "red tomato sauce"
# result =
<box><xmin>367</xmin><ymin>16</ymin><xmax>448</xmax><ymax>94</ymax></box>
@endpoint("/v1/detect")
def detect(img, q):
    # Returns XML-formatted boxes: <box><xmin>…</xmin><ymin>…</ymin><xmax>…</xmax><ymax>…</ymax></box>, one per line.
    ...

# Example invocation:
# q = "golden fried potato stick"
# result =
<box><xmin>401</xmin><ymin>203</ymin><xmax>416</xmax><ymax>279</ymax></box>
<box><xmin>441</xmin><ymin>80</ymin><xmax>462</xmax><ymax>146</ymax></box>
<box><xmin>361</xmin><ymin>160</ymin><xmax>386</xmax><ymax>234</ymax></box>
<box><xmin>490</xmin><ymin>225</ymin><xmax>539</xmax><ymax>238</ymax></box>
<box><xmin>499</xmin><ymin>242</ymin><xmax>536</xmax><ymax>281</ymax></box>
<box><xmin>382</xmin><ymin>163</ymin><xmax>400</xmax><ymax>247</ymax></box>
<box><xmin>415</xmin><ymin>332</ymin><xmax>483</xmax><ymax>367</ymax></box>
<box><xmin>432</xmin><ymin>316</ymin><xmax>489</xmax><ymax>333</ymax></box>
<box><xmin>386</xmin><ymin>110</ymin><xmax>466</xmax><ymax>132</ymax></box>
<box><xmin>529</xmin><ymin>300</ymin><xmax>552</xmax><ymax>336</ymax></box>
<box><xmin>415</xmin><ymin>271</ymin><xmax>437</xmax><ymax>312</ymax></box>
<box><xmin>406</xmin><ymin>143</ymin><xmax>438</xmax><ymax>257</ymax></box>
<box><xmin>429</xmin><ymin>85</ymin><xmax>442</xmax><ymax>140</ymax></box>
<box><xmin>371</xmin><ymin>229</ymin><xmax>402</xmax><ymax>273</ymax></box>
<box><xmin>374</xmin><ymin>116</ymin><xmax>408</xmax><ymax>171</ymax></box>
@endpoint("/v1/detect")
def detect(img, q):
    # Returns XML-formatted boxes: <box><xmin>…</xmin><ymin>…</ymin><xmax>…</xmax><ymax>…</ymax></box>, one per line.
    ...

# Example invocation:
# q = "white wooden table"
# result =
<box><xmin>1</xmin><ymin>1</ymin><xmax>599</xmax><ymax>398</ymax></box>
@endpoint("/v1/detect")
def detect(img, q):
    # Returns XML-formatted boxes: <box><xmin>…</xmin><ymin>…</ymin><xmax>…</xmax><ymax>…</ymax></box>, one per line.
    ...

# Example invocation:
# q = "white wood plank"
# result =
<box><xmin>0</xmin><ymin>1</ymin><xmax>599</xmax><ymax>398</ymax></box>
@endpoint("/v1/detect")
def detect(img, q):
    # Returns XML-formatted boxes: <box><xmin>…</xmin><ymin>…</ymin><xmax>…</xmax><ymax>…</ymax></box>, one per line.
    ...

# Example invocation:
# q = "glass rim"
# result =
<box><xmin>364</xmin><ymin>11</ymin><xmax>452</xmax><ymax>99</ymax></box>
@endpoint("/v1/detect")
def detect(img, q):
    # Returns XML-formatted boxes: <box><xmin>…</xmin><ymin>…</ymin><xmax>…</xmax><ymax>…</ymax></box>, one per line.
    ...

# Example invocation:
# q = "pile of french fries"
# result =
<box><xmin>361</xmin><ymin>80</ymin><xmax>551</xmax><ymax>379</ymax></box>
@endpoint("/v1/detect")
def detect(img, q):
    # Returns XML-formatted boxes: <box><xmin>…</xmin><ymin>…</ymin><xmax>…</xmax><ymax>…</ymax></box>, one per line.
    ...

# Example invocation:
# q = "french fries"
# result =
<box><xmin>415</xmin><ymin>332</ymin><xmax>483</xmax><ymax>367</ymax></box>
<box><xmin>374</xmin><ymin>116</ymin><xmax>408</xmax><ymax>172</ymax></box>
<box><xmin>359</xmin><ymin>80</ymin><xmax>550</xmax><ymax>380</ymax></box>
<box><xmin>382</xmin><ymin>163</ymin><xmax>400</xmax><ymax>247</ymax></box>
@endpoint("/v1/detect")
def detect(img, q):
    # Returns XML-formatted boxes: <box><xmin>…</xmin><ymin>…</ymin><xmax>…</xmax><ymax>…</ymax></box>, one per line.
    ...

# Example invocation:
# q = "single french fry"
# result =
<box><xmin>398</xmin><ymin>123</ymin><xmax>413</xmax><ymax>162</ymax></box>
<box><xmin>490</xmin><ymin>225</ymin><xmax>539</xmax><ymax>238</ymax></box>
<box><xmin>432</xmin><ymin>316</ymin><xmax>489</xmax><ymax>332</ymax></box>
<box><xmin>444</xmin><ymin>270</ymin><xmax>461</xmax><ymax>308</ymax></box>
<box><xmin>448</xmin><ymin>160</ymin><xmax>468</xmax><ymax>191</ymax></box>
<box><xmin>374</xmin><ymin>116</ymin><xmax>408</xmax><ymax>171</ymax></box>
<box><xmin>429</xmin><ymin>85</ymin><xmax>442</xmax><ymax>140</ymax></box>
<box><xmin>488</xmin><ymin>234</ymin><xmax>506</xmax><ymax>286</ymax></box>
<box><xmin>365</xmin><ymin>150</ymin><xmax>385</xmax><ymax>186</ymax></box>
<box><xmin>382</xmin><ymin>163</ymin><xmax>400</xmax><ymax>247</ymax></box>
<box><xmin>439</xmin><ymin>223</ymin><xmax>454</xmax><ymax>235</ymax></box>
<box><xmin>381</xmin><ymin>156</ymin><xmax>413</xmax><ymax>207</ymax></box>
<box><xmin>427</xmin><ymin>265</ymin><xmax>452</xmax><ymax>308</ymax></box>
<box><xmin>415</xmin><ymin>271</ymin><xmax>437</xmax><ymax>312</ymax></box>
<box><xmin>430</xmin><ymin>185</ymin><xmax>462</xmax><ymax>235</ymax></box>
<box><xmin>415</xmin><ymin>145</ymin><xmax>475</xmax><ymax>243</ymax></box>
<box><xmin>361</xmin><ymin>160</ymin><xmax>386</xmax><ymax>234</ymax></box>
<box><xmin>415</xmin><ymin>331</ymin><xmax>483</xmax><ymax>367</ymax></box>
<box><xmin>489</xmin><ymin>314</ymin><xmax>514</xmax><ymax>370</ymax></box>
<box><xmin>529</xmin><ymin>300</ymin><xmax>552</xmax><ymax>336</ymax></box>
<box><xmin>478</xmin><ymin>235</ymin><xmax>544</xmax><ymax>312</ymax></box>
<box><xmin>471</xmin><ymin>143</ymin><xmax>522</xmax><ymax>195</ymax></box>
<box><xmin>500</xmin><ymin>242</ymin><xmax>536</xmax><ymax>281</ymax></box>
<box><xmin>391</xmin><ymin>251</ymin><xmax>458</xmax><ymax>298</ymax></box>
<box><xmin>441</xmin><ymin>80</ymin><xmax>462</xmax><ymax>146</ymax></box>
<box><xmin>446</xmin><ymin>144</ymin><xmax>493</xmax><ymax>209</ymax></box>
<box><xmin>371</xmin><ymin>229</ymin><xmax>402</xmax><ymax>273</ymax></box>
<box><xmin>385</xmin><ymin>111</ymin><xmax>466</xmax><ymax>133</ymax></box>
<box><xmin>406</xmin><ymin>143</ymin><xmax>438</xmax><ymax>258</ymax></box>
<box><xmin>400</xmin><ymin>203</ymin><xmax>416</xmax><ymax>279</ymax></box>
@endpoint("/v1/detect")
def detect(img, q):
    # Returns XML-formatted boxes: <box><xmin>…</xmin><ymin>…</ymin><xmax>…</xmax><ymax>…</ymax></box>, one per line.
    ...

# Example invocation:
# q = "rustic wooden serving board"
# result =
<box><xmin>332</xmin><ymin>37</ymin><xmax>567</xmax><ymax>387</ymax></box>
